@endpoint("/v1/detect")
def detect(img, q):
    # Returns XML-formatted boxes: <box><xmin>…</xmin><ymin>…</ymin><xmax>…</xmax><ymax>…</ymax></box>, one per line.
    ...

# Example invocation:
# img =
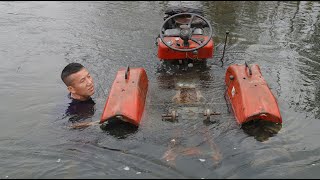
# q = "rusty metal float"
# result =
<box><xmin>225</xmin><ymin>62</ymin><xmax>282</xmax><ymax>125</ymax></box>
<box><xmin>100</xmin><ymin>66</ymin><xmax>148</xmax><ymax>126</ymax></box>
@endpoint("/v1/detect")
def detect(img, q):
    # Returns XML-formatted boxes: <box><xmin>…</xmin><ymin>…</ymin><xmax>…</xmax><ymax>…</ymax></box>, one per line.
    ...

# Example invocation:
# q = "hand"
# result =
<box><xmin>70</xmin><ymin>120</ymin><xmax>100</xmax><ymax>129</ymax></box>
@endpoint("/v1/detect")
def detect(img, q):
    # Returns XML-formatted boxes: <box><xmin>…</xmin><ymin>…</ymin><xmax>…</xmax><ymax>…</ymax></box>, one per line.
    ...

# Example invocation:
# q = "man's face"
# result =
<box><xmin>67</xmin><ymin>68</ymin><xmax>95</xmax><ymax>99</ymax></box>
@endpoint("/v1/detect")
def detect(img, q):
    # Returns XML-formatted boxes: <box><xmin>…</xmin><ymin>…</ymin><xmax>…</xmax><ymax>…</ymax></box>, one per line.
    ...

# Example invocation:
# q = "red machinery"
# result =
<box><xmin>100</xmin><ymin>67</ymin><xmax>148</xmax><ymax>126</ymax></box>
<box><xmin>99</xmin><ymin>7</ymin><xmax>282</xmax><ymax>131</ymax></box>
<box><xmin>156</xmin><ymin>7</ymin><xmax>214</xmax><ymax>63</ymax></box>
<box><xmin>225</xmin><ymin>63</ymin><xmax>282</xmax><ymax>125</ymax></box>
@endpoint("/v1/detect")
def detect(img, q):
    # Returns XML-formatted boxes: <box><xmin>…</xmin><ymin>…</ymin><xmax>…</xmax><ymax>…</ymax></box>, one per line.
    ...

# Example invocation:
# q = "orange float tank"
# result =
<box><xmin>225</xmin><ymin>63</ymin><xmax>282</xmax><ymax>125</ymax></box>
<box><xmin>100</xmin><ymin>67</ymin><xmax>148</xmax><ymax>126</ymax></box>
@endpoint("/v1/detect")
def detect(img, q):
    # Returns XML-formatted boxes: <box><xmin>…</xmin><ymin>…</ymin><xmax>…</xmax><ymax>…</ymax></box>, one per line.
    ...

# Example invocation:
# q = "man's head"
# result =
<box><xmin>61</xmin><ymin>63</ymin><xmax>95</xmax><ymax>101</ymax></box>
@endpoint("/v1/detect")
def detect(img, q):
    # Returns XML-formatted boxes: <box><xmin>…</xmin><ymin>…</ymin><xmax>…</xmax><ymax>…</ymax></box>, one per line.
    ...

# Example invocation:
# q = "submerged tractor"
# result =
<box><xmin>99</xmin><ymin>6</ymin><xmax>282</xmax><ymax>141</ymax></box>
<box><xmin>156</xmin><ymin>6</ymin><xmax>214</xmax><ymax>65</ymax></box>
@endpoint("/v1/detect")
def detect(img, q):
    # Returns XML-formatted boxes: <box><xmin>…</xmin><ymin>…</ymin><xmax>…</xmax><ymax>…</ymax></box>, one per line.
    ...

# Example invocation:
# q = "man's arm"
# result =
<box><xmin>70</xmin><ymin>120</ymin><xmax>100</xmax><ymax>129</ymax></box>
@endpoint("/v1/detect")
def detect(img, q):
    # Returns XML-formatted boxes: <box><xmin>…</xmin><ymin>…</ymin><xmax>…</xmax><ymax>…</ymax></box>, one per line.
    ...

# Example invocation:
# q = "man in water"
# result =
<box><xmin>61</xmin><ymin>62</ymin><xmax>96</xmax><ymax>125</ymax></box>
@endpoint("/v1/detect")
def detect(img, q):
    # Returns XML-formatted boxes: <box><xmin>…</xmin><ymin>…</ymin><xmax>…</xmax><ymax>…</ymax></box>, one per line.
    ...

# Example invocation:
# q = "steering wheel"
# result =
<box><xmin>159</xmin><ymin>12</ymin><xmax>213</xmax><ymax>52</ymax></box>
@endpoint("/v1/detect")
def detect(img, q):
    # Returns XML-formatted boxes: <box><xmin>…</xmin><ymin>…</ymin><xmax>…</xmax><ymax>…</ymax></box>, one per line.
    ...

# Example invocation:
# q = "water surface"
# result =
<box><xmin>0</xmin><ymin>1</ymin><xmax>320</xmax><ymax>178</ymax></box>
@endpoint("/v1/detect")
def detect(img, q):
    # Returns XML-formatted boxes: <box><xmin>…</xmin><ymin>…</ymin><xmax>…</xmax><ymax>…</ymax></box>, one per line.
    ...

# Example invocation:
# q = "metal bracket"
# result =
<box><xmin>162</xmin><ymin>110</ymin><xmax>178</xmax><ymax>122</ymax></box>
<box><xmin>245</xmin><ymin>61</ymin><xmax>252</xmax><ymax>75</ymax></box>
<box><xmin>125</xmin><ymin>65</ymin><xmax>130</xmax><ymax>79</ymax></box>
<box><xmin>203</xmin><ymin>109</ymin><xmax>221</xmax><ymax>121</ymax></box>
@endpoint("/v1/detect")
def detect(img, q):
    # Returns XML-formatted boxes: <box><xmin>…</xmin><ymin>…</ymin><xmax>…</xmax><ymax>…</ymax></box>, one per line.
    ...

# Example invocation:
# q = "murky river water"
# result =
<box><xmin>1</xmin><ymin>1</ymin><xmax>320</xmax><ymax>178</ymax></box>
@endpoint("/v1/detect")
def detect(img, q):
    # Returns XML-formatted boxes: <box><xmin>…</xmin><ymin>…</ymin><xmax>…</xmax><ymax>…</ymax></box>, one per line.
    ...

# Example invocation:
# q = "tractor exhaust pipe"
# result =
<box><xmin>220</xmin><ymin>31</ymin><xmax>229</xmax><ymax>67</ymax></box>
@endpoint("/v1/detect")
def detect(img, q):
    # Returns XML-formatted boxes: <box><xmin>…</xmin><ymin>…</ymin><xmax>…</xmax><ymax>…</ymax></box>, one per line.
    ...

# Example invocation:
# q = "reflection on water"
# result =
<box><xmin>156</xmin><ymin>59</ymin><xmax>210</xmax><ymax>73</ymax></box>
<box><xmin>156</xmin><ymin>61</ymin><xmax>213</xmax><ymax>90</ymax></box>
<box><xmin>100</xmin><ymin>118</ymin><xmax>138</xmax><ymax>139</ymax></box>
<box><xmin>241</xmin><ymin>120</ymin><xmax>282</xmax><ymax>142</ymax></box>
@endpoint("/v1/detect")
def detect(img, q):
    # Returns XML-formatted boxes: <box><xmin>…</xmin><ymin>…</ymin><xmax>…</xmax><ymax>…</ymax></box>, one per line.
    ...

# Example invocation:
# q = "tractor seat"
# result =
<box><xmin>164</xmin><ymin>28</ymin><xmax>203</xmax><ymax>37</ymax></box>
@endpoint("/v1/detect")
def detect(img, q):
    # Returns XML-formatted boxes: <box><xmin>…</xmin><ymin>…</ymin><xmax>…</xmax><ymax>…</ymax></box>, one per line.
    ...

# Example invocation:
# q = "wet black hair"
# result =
<box><xmin>61</xmin><ymin>62</ymin><xmax>84</xmax><ymax>86</ymax></box>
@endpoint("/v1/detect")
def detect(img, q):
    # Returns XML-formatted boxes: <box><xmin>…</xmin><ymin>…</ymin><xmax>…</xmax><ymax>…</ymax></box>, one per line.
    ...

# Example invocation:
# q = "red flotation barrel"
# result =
<box><xmin>225</xmin><ymin>63</ymin><xmax>282</xmax><ymax>125</ymax></box>
<box><xmin>100</xmin><ymin>67</ymin><xmax>148</xmax><ymax>126</ymax></box>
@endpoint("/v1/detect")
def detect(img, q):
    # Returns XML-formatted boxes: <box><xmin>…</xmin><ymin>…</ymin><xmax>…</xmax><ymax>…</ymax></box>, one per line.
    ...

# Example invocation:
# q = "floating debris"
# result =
<box><xmin>124</xmin><ymin>166</ymin><xmax>130</xmax><ymax>171</ymax></box>
<box><xmin>136</xmin><ymin>172</ymin><xmax>141</xmax><ymax>174</ymax></box>
<box><xmin>199</xmin><ymin>158</ymin><xmax>206</xmax><ymax>162</ymax></box>
<box><xmin>56</xmin><ymin>159</ymin><xmax>61</xmax><ymax>163</ymax></box>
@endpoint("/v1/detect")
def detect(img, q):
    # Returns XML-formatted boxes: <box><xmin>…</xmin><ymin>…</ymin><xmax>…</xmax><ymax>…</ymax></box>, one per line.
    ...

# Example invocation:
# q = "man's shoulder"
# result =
<box><xmin>65</xmin><ymin>94</ymin><xmax>96</xmax><ymax>123</ymax></box>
